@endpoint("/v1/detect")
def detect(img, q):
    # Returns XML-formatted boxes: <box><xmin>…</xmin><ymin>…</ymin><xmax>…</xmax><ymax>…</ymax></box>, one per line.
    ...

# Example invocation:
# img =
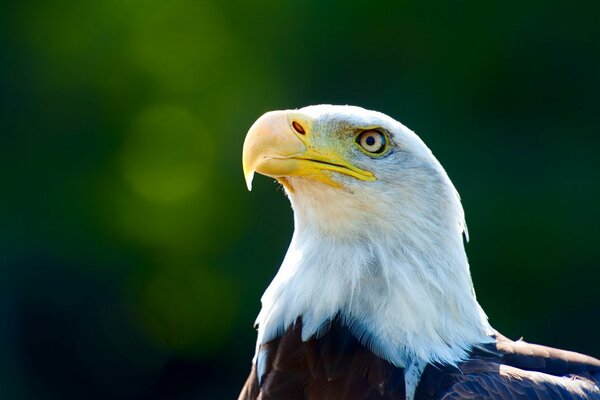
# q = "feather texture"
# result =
<box><xmin>240</xmin><ymin>319</ymin><xmax>600</xmax><ymax>399</ymax></box>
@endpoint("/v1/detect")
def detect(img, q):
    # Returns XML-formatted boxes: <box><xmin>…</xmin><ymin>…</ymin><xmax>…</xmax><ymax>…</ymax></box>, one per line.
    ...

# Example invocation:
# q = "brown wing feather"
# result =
<box><xmin>238</xmin><ymin>363</ymin><xmax>260</xmax><ymax>400</ymax></box>
<box><xmin>429</xmin><ymin>362</ymin><xmax>599</xmax><ymax>400</ymax></box>
<box><xmin>493</xmin><ymin>333</ymin><xmax>600</xmax><ymax>376</ymax></box>
<box><xmin>421</xmin><ymin>334</ymin><xmax>600</xmax><ymax>400</ymax></box>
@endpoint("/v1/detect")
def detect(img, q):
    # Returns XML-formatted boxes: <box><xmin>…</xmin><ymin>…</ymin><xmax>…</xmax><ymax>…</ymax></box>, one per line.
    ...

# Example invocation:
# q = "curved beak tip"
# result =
<box><xmin>244</xmin><ymin>170</ymin><xmax>254</xmax><ymax>191</ymax></box>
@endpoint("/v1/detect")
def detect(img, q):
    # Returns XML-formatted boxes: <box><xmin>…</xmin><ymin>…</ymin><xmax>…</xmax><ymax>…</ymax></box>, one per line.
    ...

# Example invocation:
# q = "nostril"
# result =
<box><xmin>291</xmin><ymin>121</ymin><xmax>306</xmax><ymax>135</ymax></box>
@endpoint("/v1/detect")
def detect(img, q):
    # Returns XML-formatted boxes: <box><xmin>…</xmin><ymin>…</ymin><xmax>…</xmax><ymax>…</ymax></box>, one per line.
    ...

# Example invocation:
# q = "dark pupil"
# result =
<box><xmin>365</xmin><ymin>135</ymin><xmax>376</xmax><ymax>146</ymax></box>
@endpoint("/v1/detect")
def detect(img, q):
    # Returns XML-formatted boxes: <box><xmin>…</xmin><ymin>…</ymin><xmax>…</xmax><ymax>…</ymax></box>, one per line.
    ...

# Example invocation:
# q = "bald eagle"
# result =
<box><xmin>239</xmin><ymin>105</ymin><xmax>600</xmax><ymax>400</ymax></box>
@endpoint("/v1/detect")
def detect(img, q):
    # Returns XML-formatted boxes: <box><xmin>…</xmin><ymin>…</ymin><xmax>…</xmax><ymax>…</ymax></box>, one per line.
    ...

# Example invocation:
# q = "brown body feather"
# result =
<box><xmin>239</xmin><ymin>318</ymin><xmax>600</xmax><ymax>400</ymax></box>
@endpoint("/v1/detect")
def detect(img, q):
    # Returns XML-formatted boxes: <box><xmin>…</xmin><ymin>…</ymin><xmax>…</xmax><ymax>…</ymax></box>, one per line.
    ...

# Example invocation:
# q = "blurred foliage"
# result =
<box><xmin>0</xmin><ymin>0</ymin><xmax>599</xmax><ymax>398</ymax></box>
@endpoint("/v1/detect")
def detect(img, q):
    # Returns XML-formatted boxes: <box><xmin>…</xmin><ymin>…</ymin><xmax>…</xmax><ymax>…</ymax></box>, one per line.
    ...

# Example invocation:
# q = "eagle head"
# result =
<box><xmin>242</xmin><ymin>105</ymin><xmax>492</xmax><ymax>367</ymax></box>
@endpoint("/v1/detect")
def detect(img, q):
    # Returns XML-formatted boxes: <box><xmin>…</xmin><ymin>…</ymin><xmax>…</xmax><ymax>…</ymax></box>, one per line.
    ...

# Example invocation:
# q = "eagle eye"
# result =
<box><xmin>356</xmin><ymin>130</ymin><xmax>387</xmax><ymax>154</ymax></box>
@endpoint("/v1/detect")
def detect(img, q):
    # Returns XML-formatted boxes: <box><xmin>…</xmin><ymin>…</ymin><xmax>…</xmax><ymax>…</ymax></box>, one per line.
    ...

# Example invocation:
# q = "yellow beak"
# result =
<box><xmin>242</xmin><ymin>110</ymin><xmax>375</xmax><ymax>190</ymax></box>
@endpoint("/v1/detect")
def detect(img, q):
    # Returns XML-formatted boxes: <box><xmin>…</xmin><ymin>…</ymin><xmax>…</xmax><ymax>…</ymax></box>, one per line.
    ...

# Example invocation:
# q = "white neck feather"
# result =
<box><xmin>255</xmin><ymin>170</ymin><xmax>493</xmax><ymax>368</ymax></box>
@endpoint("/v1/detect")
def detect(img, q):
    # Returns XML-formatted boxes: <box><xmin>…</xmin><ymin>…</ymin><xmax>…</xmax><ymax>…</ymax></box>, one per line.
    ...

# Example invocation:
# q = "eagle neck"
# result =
<box><xmin>255</xmin><ymin>182</ymin><xmax>493</xmax><ymax>368</ymax></box>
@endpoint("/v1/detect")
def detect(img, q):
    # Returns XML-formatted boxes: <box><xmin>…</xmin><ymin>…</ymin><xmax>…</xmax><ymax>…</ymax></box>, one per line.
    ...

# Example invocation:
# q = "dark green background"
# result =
<box><xmin>1</xmin><ymin>1</ymin><xmax>598</xmax><ymax>398</ymax></box>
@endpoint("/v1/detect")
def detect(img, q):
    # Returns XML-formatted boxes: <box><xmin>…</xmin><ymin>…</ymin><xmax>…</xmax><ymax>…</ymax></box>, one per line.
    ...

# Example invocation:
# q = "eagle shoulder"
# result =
<box><xmin>420</xmin><ymin>334</ymin><xmax>600</xmax><ymax>400</ymax></box>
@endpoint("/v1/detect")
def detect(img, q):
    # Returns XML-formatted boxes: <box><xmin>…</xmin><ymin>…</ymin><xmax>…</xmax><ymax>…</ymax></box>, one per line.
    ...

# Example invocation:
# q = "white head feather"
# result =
<box><xmin>253</xmin><ymin>105</ymin><xmax>493</xmax><ymax>368</ymax></box>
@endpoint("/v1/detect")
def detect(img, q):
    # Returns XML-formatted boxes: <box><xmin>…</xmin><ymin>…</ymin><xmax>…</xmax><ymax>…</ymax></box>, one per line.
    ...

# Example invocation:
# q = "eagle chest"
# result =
<box><xmin>240</xmin><ymin>318</ymin><xmax>423</xmax><ymax>400</ymax></box>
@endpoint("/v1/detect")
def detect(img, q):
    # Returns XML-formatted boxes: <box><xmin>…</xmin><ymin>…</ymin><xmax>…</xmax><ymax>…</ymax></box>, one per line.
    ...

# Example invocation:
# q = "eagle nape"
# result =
<box><xmin>239</xmin><ymin>105</ymin><xmax>600</xmax><ymax>400</ymax></box>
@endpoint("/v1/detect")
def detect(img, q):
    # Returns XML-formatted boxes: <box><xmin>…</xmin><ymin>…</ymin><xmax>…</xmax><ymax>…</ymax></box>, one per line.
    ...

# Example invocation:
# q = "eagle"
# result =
<box><xmin>238</xmin><ymin>105</ymin><xmax>600</xmax><ymax>400</ymax></box>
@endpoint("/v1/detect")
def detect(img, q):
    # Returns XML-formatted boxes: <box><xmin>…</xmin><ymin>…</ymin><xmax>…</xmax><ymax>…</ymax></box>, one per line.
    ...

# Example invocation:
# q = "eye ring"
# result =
<box><xmin>356</xmin><ymin>130</ymin><xmax>387</xmax><ymax>154</ymax></box>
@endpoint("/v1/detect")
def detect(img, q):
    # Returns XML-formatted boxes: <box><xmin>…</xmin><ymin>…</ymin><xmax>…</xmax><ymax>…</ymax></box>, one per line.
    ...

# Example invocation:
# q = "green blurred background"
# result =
<box><xmin>1</xmin><ymin>0</ymin><xmax>599</xmax><ymax>398</ymax></box>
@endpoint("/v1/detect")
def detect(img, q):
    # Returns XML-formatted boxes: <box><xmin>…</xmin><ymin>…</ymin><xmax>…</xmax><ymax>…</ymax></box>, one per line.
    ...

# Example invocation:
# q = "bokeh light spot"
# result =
<box><xmin>121</xmin><ymin>105</ymin><xmax>212</xmax><ymax>203</ymax></box>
